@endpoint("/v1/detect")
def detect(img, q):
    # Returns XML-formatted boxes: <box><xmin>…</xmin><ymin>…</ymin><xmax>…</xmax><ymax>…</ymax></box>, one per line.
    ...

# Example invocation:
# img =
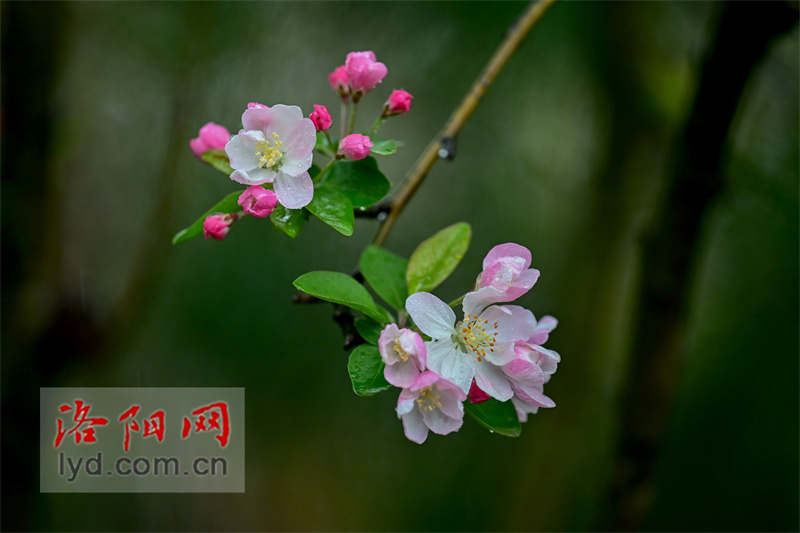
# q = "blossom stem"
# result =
<box><xmin>340</xmin><ymin>100</ymin><xmax>348</xmax><ymax>140</ymax></box>
<box><xmin>347</xmin><ymin>101</ymin><xmax>358</xmax><ymax>136</ymax></box>
<box><xmin>447</xmin><ymin>294</ymin><xmax>465</xmax><ymax>309</ymax></box>
<box><xmin>367</xmin><ymin>116</ymin><xmax>385</xmax><ymax>136</ymax></box>
<box><xmin>371</xmin><ymin>0</ymin><xmax>557</xmax><ymax>246</ymax></box>
<box><xmin>323</xmin><ymin>130</ymin><xmax>334</xmax><ymax>152</ymax></box>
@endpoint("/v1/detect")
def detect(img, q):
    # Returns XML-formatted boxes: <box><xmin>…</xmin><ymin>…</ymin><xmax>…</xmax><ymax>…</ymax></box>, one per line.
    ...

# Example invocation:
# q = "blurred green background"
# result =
<box><xmin>2</xmin><ymin>1</ymin><xmax>797</xmax><ymax>531</ymax></box>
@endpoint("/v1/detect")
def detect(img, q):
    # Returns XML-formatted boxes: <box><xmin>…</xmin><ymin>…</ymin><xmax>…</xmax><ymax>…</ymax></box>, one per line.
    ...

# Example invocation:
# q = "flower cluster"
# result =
<box><xmin>182</xmin><ymin>50</ymin><xmax>413</xmax><ymax>243</ymax></box>
<box><xmin>379</xmin><ymin>243</ymin><xmax>559</xmax><ymax>443</ymax></box>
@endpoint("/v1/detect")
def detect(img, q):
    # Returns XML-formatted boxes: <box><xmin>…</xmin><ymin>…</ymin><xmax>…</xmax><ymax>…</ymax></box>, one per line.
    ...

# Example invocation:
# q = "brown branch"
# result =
<box><xmin>371</xmin><ymin>0</ymin><xmax>557</xmax><ymax>247</ymax></box>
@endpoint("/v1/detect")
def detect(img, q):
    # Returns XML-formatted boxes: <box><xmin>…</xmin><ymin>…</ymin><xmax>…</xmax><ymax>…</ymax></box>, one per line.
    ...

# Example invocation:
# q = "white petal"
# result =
<box><xmin>439</xmin><ymin>350</ymin><xmax>474</xmax><ymax>395</ymax></box>
<box><xmin>406</xmin><ymin>292</ymin><xmax>456</xmax><ymax>339</ymax></box>
<box><xmin>274</xmin><ymin>171</ymin><xmax>313</xmax><ymax>209</ymax></box>
<box><xmin>426</xmin><ymin>341</ymin><xmax>458</xmax><ymax>375</ymax></box>
<box><xmin>225</xmin><ymin>133</ymin><xmax>261</xmax><ymax>171</ymax></box>
<box><xmin>401</xmin><ymin>408</ymin><xmax>428</xmax><ymax>444</ymax></box>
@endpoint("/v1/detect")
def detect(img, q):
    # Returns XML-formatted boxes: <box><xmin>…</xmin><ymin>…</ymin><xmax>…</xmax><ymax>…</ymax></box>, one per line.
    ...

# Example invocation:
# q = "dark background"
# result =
<box><xmin>2</xmin><ymin>1</ymin><xmax>798</xmax><ymax>531</ymax></box>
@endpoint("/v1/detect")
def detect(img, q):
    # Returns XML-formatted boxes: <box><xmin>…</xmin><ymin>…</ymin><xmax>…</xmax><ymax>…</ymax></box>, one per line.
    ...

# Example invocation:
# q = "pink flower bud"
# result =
<box><xmin>467</xmin><ymin>379</ymin><xmax>491</xmax><ymax>404</ymax></box>
<box><xmin>309</xmin><ymin>105</ymin><xmax>332</xmax><ymax>132</ymax></box>
<box><xmin>384</xmin><ymin>89</ymin><xmax>413</xmax><ymax>117</ymax></box>
<box><xmin>247</xmin><ymin>102</ymin><xmax>269</xmax><ymax>109</ymax></box>
<box><xmin>190</xmin><ymin>122</ymin><xmax>231</xmax><ymax>160</ymax></box>
<box><xmin>328</xmin><ymin>65</ymin><xmax>349</xmax><ymax>98</ymax></box>
<box><xmin>237</xmin><ymin>186</ymin><xmax>278</xmax><ymax>218</ymax></box>
<box><xmin>338</xmin><ymin>134</ymin><xmax>373</xmax><ymax>160</ymax></box>
<box><xmin>345</xmin><ymin>51</ymin><xmax>387</xmax><ymax>98</ymax></box>
<box><xmin>203</xmin><ymin>213</ymin><xmax>237</xmax><ymax>240</ymax></box>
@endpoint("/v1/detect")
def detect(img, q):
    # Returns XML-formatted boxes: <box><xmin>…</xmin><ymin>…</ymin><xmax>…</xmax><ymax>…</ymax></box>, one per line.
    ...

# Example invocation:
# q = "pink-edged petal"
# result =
<box><xmin>512</xmin><ymin>396</ymin><xmax>539</xmax><ymax>423</ymax></box>
<box><xmin>400</xmin><ymin>331</ymin><xmax>426</xmax><ymax>370</ymax></box>
<box><xmin>482</xmin><ymin>243</ymin><xmax>532</xmax><ymax>269</ymax></box>
<box><xmin>400</xmin><ymin>408</ymin><xmax>428</xmax><ymax>444</ymax></box>
<box><xmin>474</xmin><ymin>363</ymin><xmax>513</xmax><ymax>401</ymax></box>
<box><xmin>384</xmin><ymin>361</ymin><xmax>419</xmax><ymax>388</ymax></box>
<box><xmin>513</xmin><ymin>382</ymin><xmax>556</xmax><ymax>408</ymax></box>
<box><xmin>529</xmin><ymin>315</ymin><xmax>558</xmax><ymax>346</ymax></box>
<box><xmin>241</xmin><ymin>107</ymin><xmax>274</xmax><ymax>132</ymax></box>
<box><xmin>378</xmin><ymin>324</ymin><xmax>402</xmax><ymax>365</ymax></box>
<box><xmin>396</xmin><ymin>391</ymin><xmax>417</xmax><ymax>416</ymax></box>
<box><xmin>463</xmin><ymin>286</ymin><xmax>506</xmax><ymax>316</ymax></box>
<box><xmin>409</xmin><ymin>371</ymin><xmax>440</xmax><ymax>391</ymax></box>
<box><xmin>503</xmin><ymin>268</ymin><xmax>540</xmax><ymax>301</ymax></box>
<box><xmin>502</xmin><ymin>356</ymin><xmax>545</xmax><ymax>386</ymax></box>
<box><xmin>437</xmin><ymin>385</ymin><xmax>466</xmax><ymax>420</ymax></box>
<box><xmin>230</xmin><ymin>167</ymin><xmax>274</xmax><ymax>186</ymax></box>
<box><xmin>273</xmin><ymin>171</ymin><xmax>313</xmax><ymax>209</ymax></box>
<box><xmin>482</xmin><ymin>305</ymin><xmax>536</xmax><ymax>345</ymax></box>
<box><xmin>422</xmin><ymin>406</ymin><xmax>463</xmax><ymax>436</ymax></box>
<box><xmin>406</xmin><ymin>292</ymin><xmax>456</xmax><ymax>339</ymax></box>
<box><xmin>225</xmin><ymin>132</ymin><xmax>263</xmax><ymax>171</ymax></box>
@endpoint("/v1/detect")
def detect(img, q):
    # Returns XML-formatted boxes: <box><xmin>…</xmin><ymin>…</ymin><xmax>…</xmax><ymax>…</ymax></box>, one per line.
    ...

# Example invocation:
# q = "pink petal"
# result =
<box><xmin>482</xmin><ymin>243</ymin><xmax>532</xmax><ymax>269</ymax></box>
<box><xmin>384</xmin><ymin>361</ymin><xmax>419</xmax><ymax>389</ymax></box>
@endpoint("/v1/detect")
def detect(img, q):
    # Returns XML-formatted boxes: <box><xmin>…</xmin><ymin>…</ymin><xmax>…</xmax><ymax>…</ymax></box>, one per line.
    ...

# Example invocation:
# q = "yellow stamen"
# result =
<box><xmin>416</xmin><ymin>386</ymin><xmax>442</xmax><ymax>412</ymax></box>
<box><xmin>255</xmin><ymin>132</ymin><xmax>284</xmax><ymax>169</ymax></box>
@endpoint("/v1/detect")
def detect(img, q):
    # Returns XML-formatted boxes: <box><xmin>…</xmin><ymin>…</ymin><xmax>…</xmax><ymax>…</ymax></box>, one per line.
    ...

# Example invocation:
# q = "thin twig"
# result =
<box><xmin>371</xmin><ymin>0</ymin><xmax>557</xmax><ymax>247</ymax></box>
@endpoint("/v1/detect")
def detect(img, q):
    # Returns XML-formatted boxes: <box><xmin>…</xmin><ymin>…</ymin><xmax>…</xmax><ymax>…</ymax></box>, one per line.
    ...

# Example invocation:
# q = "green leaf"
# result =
<box><xmin>370</xmin><ymin>137</ymin><xmax>397</xmax><ymax>156</ymax></box>
<box><xmin>347</xmin><ymin>345</ymin><xmax>391</xmax><ymax>396</ymax></box>
<box><xmin>314</xmin><ymin>132</ymin><xmax>335</xmax><ymax>157</ymax></box>
<box><xmin>306</xmin><ymin>185</ymin><xmax>354</xmax><ymax>236</ymax></box>
<box><xmin>172</xmin><ymin>191</ymin><xmax>242</xmax><ymax>245</ymax></box>
<box><xmin>464</xmin><ymin>398</ymin><xmax>521</xmax><ymax>437</ymax></box>
<box><xmin>359</xmin><ymin>245</ymin><xmax>409</xmax><ymax>311</ymax></box>
<box><xmin>323</xmin><ymin>157</ymin><xmax>391</xmax><ymax>208</ymax></box>
<box><xmin>406</xmin><ymin>222</ymin><xmax>472</xmax><ymax>294</ymax></box>
<box><xmin>293</xmin><ymin>271</ymin><xmax>386</xmax><ymax>323</ymax></box>
<box><xmin>201</xmin><ymin>149</ymin><xmax>234</xmax><ymax>175</ymax></box>
<box><xmin>354</xmin><ymin>317</ymin><xmax>383</xmax><ymax>345</ymax></box>
<box><xmin>270</xmin><ymin>204</ymin><xmax>308</xmax><ymax>238</ymax></box>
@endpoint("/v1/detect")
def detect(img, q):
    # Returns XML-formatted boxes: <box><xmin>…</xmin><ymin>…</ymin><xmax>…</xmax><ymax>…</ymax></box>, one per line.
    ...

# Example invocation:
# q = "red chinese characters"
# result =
<box><xmin>181</xmin><ymin>402</ymin><xmax>231</xmax><ymax>448</ymax></box>
<box><xmin>118</xmin><ymin>405</ymin><xmax>166</xmax><ymax>452</ymax></box>
<box><xmin>54</xmin><ymin>400</ymin><xmax>110</xmax><ymax>448</ymax></box>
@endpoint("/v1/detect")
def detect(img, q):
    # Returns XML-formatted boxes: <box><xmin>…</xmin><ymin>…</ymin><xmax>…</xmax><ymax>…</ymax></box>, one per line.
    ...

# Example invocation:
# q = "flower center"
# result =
<box><xmin>255</xmin><ymin>132</ymin><xmax>284</xmax><ymax>169</ymax></box>
<box><xmin>392</xmin><ymin>339</ymin><xmax>410</xmax><ymax>362</ymax></box>
<box><xmin>416</xmin><ymin>386</ymin><xmax>441</xmax><ymax>412</ymax></box>
<box><xmin>457</xmin><ymin>314</ymin><xmax>499</xmax><ymax>362</ymax></box>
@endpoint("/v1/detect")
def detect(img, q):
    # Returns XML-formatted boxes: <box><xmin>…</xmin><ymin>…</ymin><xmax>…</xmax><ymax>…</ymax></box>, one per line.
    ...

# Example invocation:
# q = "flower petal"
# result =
<box><xmin>463</xmin><ymin>286</ymin><xmax>505</xmax><ymax>316</ymax></box>
<box><xmin>273</xmin><ymin>171</ymin><xmax>313</xmax><ymax>209</ymax></box>
<box><xmin>482</xmin><ymin>243</ymin><xmax>531</xmax><ymax>269</ymax></box>
<box><xmin>439</xmin><ymin>349</ymin><xmax>475</xmax><ymax>395</ymax></box>
<box><xmin>400</xmin><ymin>407</ymin><xmax>428</xmax><ymax>444</ymax></box>
<box><xmin>529</xmin><ymin>315</ymin><xmax>558</xmax><ymax>346</ymax></box>
<box><xmin>230</xmin><ymin>167</ymin><xmax>275</xmax><ymax>186</ymax></box>
<box><xmin>422</xmin><ymin>405</ymin><xmax>463</xmax><ymax>436</ymax></box>
<box><xmin>425</xmin><ymin>341</ymin><xmax>458</xmax><ymax>376</ymax></box>
<box><xmin>384</xmin><ymin>361</ymin><xmax>419</xmax><ymax>389</ymax></box>
<box><xmin>225</xmin><ymin>132</ymin><xmax>263</xmax><ymax>171</ymax></box>
<box><xmin>406</xmin><ymin>292</ymin><xmax>456</xmax><ymax>339</ymax></box>
<box><xmin>474</xmin><ymin>362</ymin><xmax>513</xmax><ymax>401</ymax></box>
